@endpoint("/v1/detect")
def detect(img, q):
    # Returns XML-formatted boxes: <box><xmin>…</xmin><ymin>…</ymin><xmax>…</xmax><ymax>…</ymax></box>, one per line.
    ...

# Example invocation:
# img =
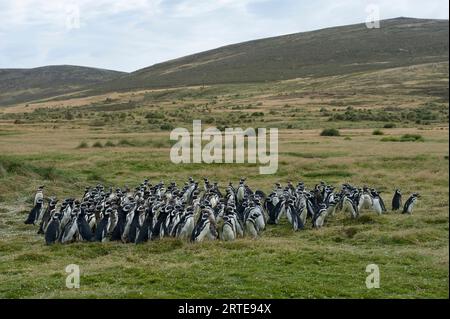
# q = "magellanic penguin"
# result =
<box><xmin>392</xmin><ymin>189</ymin><xmax>402</xmax><ymax>211</ymax></box>
<box><xmin>174</xmin><ymin>208</ymin><xmax>195</xmax><ymax>241</ymax></box>
<box><xmin>313</xmin><ymin>204</ymin><xmax>328</xmax><ymax>228</ymax></box>
<box><xmin>191</xmin><ymin>212</ymin><xmax>217</xmax><ymax>242</ymax></box>
<box><xmin>38</xmin><ymin>198</ymin><xmax>58</xmax><ymax>234</ymax></box>
<box><xmin>34</xmin><ymin>185</ymin><xmax>44</xmax><ymax>205</ymax></box>
<box><xmin>60</xmin><ymin>210</ymin><xmax>79</xmax><ymax>244</ymax></box>
<box><xmin>135</xmin><ymin>206</ymin><xmax>155</xmax><ymax>244</ymax></box>
<box><xmin>221</xmin><ymin>215</ymin><xmax>236</xmax><ymax>241</ymax></box>
<box><xmin>24</xmin><ymin>197</ymin><xmax>44</xmax><ymax>225</ymax></box>
<box><xmin>402</xmin><ymin>193</ymin><xmax>420</xmax><ymax>215</ymax></box>
<box><xmin>95</xmin><ymin>209</ymin><xmax>111</xmax><ymax>242</ymax></box>
<box><xmin>370</xmin><ymin>189</ymin><xmax>387</xmax><ymax>215</ymax></box>
<box><xmin>77</xmin><ymin>209</ymin><xmax>94</xmax><ymax>242</ymax></box>
<box><xmin>45</xmin><ymin>213</ymin><xmax>61</xmax><ymax>245</ymax></box>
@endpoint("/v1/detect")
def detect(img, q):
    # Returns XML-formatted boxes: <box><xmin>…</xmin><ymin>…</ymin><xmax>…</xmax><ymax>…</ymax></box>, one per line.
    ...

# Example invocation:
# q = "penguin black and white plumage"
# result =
<box><xmin>61</xmin><ymin>211</ymin><xmax>79</xmax><ymax>244</ymax></box>
<box><xmin>221</xmin><ymin>215</ymin><xmax>236</xmax><ymax>241</ymax></box>
<box><xmin>135</xmin><ymin>207</ymin><xmax>154</xmax><ymax>244</ymax></box>
<box><xmin>402</xmin><ymin>193</ymin><xmax>420</xmax><ymax>215</ymax></box>
<box><xmin>45</xmin><ymin>214</ymin><xmax>60</xmax><ymax>245</ymax></box>
<box><xmin>285</xmin><ymin>199</ymin><xmax>304</xmax><ymax>231</ymax></box>
<box><xmin>34</xmin><ymin>185</ymin><xmax>44</xmax><ymax>206</ymax></box>
<box><xmin>77</xmin><ymin>210</ymin><xmax>94</xmax><ymax>242</ymax></box>
<box><xmin>392</xmin><ymin>189</ymin><xmax>402</xmax><ymax>211</ymax></box>
<box><xmin>245</xmin><ymin>212</ymin><xmax>261</xmax><ymax>238</ymax></box>
<box><xmin>370</xmin><ymin>189</ymin><xmax>386</xmax><ymax>215</ymax></box>
<box><xmin>24</xmin><ymin>198</ymin><xmax>44</xmax><ymax>225</ymax></box>
<box><xmin>110</xmin><ymin>205</ymin><xmax>127</xmax><ymax>241</ymax></box>
<box><xmin>95</xmin><ymin>210</ymin><xmax>110</xmax><ymax>242</ymax></box>
<box><xmin>313</xmin><ymin>204</ymin><xmax>328</xmax><ymax>228</ymax></box>
<box><xmin>191</xmin><ymin>212</ymin><xmax>217</xmax><ymax>242</ymax></box>
<box><xmin>127</xmin><ymin>205</ymin><xmax>143</xmax><ymax>243</ymax></box>
<box><xmin>38</xmin><ymin>198</ymin><xmax>57</xmax><ymax>234</ymax></box>
<box><xmin>174</xmin><ymin>208</ymin><xmax>194</xmax><ymax>240</ymax></box>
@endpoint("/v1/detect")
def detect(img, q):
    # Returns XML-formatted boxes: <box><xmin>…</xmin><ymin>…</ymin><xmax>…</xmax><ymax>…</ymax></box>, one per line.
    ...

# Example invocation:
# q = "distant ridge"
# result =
<box><xmin>96</xmin><ymin>17</ymin><xmax>448</xmax><ymax>92</ymax></box>
<box><xmin>0</xmin><ymin>17</ymin><xmax>448</xmax><ymax>106</ymax></box>
<box><xmin>0</xmin><ymin>65</ymin><xmax>126</xmax><ymax>106</ymax></box>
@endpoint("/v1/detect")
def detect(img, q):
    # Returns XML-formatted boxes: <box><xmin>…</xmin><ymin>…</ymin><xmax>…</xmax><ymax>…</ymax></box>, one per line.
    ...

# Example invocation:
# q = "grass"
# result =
<box><xmin>0</xmin><ymin>61</ymin><xmax>448</xmax><ymax>299</ymax></box>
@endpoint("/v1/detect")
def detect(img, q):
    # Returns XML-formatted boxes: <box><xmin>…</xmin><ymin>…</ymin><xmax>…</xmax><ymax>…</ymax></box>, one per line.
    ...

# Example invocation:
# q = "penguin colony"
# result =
<box><xmin>24</xmin><ymin>180</ymin><xmax>420</xmax><ymax>245</ymax></box>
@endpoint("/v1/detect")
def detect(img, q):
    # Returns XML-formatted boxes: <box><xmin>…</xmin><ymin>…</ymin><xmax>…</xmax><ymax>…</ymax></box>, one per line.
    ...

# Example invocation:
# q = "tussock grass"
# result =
<box><xmin>320</xmin><ymin>128</ymin><xmax>340</xmax><ymax>136</ymax></box>
<box><xmin>381</xmin><ymin>134</ymin><xmax>425</xmax><ymax>142</ymax></box>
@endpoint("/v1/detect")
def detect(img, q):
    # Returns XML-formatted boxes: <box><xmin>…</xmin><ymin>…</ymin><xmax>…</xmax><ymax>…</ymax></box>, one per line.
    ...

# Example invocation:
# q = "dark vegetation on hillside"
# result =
<box><xmin>93</xmin><ymin>18</ymin><xmax>449</xmax><ymax>93</ymax></box>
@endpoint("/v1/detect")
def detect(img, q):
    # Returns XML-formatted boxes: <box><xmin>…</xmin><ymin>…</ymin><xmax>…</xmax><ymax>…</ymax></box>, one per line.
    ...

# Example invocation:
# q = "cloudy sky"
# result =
<box><xmin>0</xmin><ymin>0</ymin><xmax>448</xmax><ymax>72</ymax></box>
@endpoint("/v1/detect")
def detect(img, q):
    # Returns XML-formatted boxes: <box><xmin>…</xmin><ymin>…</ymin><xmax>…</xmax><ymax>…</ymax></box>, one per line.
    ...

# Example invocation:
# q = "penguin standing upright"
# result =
<box><xmin>34</xmin><ymin>185</ymin><xmax>44</xmax><ymax>205</ymax></box>
<box><xmin>403</xmin><ymin>193</ymin><xmax>420</xmax><ymax>215</ymax></box>
<box><xmin>77</xmin><ymin>210</ymin><xmax>94</xmax><ymax>241</ymax></box>
<box><xmin>38</xmin><ymin>198</ymin><xmax>57</xmax><ymax>234</ymax></box>
<box><xmin>45</xmin><ymin>214</ymin><xmax>61</xmax><ymax>245</ymax></box>
<box><xmin>392</xmin><ymin>189</ymin><xmax>402</xmax><ymax>211</ymax></box>
<box><xmin>24</xmin><ymin>198</ymin><xmax>44</xmax><ymax>225</ymax></box>
<box><xmin>95</xmin><ymin>210</ymin><xmax>110</xmax><ymax>242</ymax></box>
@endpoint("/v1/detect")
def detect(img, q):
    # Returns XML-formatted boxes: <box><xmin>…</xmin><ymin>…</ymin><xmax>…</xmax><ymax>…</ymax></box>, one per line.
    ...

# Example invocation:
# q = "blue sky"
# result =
<box><xmin>0</xmin><ymin>0</ymin><xmax>448</xmax><ymax>72</ymax></box>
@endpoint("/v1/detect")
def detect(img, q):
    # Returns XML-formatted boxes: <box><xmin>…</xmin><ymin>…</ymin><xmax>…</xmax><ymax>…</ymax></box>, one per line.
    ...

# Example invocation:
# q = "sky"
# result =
<box><xmin>0</xmin><ymin>0</ymin><xmax>448</xmax><ymax>72</ymax></box>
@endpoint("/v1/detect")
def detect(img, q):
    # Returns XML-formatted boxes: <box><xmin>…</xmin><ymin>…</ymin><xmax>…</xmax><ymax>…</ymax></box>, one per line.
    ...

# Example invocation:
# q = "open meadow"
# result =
<box><xmin>0</xmin><ymin>60</ymin><xmax>448</xmax><ymax>298</ymax></box>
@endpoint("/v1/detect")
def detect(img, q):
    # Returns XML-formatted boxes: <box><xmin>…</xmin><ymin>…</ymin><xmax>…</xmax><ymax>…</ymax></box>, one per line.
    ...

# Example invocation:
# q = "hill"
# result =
<box><xmin>0</xmin><ymin>65</ymin><xmax>126</xmax><ymax>106</ymax></box>
<box><xmin>95</xmin><ymin>17</ymin><xmax>448</xmax><ymax>92</ymax></box>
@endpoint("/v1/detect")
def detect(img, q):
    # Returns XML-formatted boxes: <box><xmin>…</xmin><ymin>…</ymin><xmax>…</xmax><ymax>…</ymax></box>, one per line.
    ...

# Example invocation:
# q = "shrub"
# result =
<box><xmin>320</xmin><ymin>128</ymin><xmax>340</xmax><ymax>136</ymax></box>
<box><xmin>401</xmin><ymin>134</ymin><xmax>424</xmax><ymax>142</ymax></box>
<box><xmin>104</xmin><ymin>141</ymin><xmax>116</xmax><ymax>147</ymax></box>
<box><xmin>383</xmin><ymin>123</ymin><xmax>396</xmax><ymax>128</ymax></box>
<box><xmin>117</xmin><ymin>139</ymin><xmax>135</xmax><ymax>147</ymax></box>
<box><xmin>76</xmin><ymin>141</ymin><xmax>89</xmax><ymax>149</ymax></box>
<box><xmin>92</xmin><ymin>141</ymin><xmax>103</xmax><ymax>148</ymax></box>
<box><xmin>372</xmin><ymin>129</ymin><xmax>384</xmax><ymax>135</ymax></box>
<box><xmin>381</xmin><ymin>134</ymin><xmax>424</xmax><ymax>142</ymax></box>
<box><xmin>160</xmin><ymin>123</ymin><xmax>174</xmax><ymax>131</ymax></box>
<box><xmin>89</xmin><ymin>120</ymin><xmax>105</xmax><ymax>127</ymax></box>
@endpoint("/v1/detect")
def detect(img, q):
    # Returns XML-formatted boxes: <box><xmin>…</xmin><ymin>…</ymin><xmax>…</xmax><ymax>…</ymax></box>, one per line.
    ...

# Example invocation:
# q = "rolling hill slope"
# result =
<box><xmin>0</xmin><ymin>65</ymin><xmax>126</xmax><ymax>106</ymax></box>
<box><xmin>95</xmin><ymin>17</ymin><xmax>448</xmax><ymax>92</ymax></box>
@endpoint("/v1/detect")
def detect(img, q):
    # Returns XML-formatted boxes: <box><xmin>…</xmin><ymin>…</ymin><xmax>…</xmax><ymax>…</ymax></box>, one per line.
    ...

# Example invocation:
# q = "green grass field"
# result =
<box><xmin>0</xmin><ymin>63</ymin><xmax>448</xmax><ymax>298</ymax></box>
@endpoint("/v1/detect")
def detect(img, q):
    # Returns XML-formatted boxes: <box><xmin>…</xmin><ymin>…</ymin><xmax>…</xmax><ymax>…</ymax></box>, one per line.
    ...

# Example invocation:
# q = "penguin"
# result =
<box><xmin>221</xmin><ymin>215</ymin><xmax>236</xmax><ymax>241</ymax></box>
<box><xmin>110</xmin><ymin>205</ymin><xmax>127</xmax><ymax>241</ymax></box>
<box><xmin>60</xmin><ymin>211</ymin><xmax>79</xmax><ymax>244</ymax></box>
<box><xmin>95</xmin><ymin>210</ymin><xmax>110</xmax><ymax>242</ymax></box>
<box><xmin>285</xmin><ymin>199</ymin><xmax>303</xmax><ymax>231</ymax></box>
<box><xmin>342</xmin><ymin>194</ymin><xmax>358</xmax><ymax>219</ymax></box>
<box><xmin>313</xmin><ymin>204</ymin><xmax>328</xmax><ymax>228</ymax></box>
<box><xmin>370</xmin><ymin>189</ymin><xmax>387</xmax><ymax>215</ymax></box>
<box><xmin>191</xmin><ymin>212</ymin><xmax>217</xmax><ymax>242</ymax></box>
<box><xmin>392</xmin><ymin>189</ymin><xmax>402</xmax><ymax>211</ymax></box>
<box><xmin>135</xmin><ymin>207</ymin><xmax>154</xmax><ymax>244</ymax></box>
<box><xmin>34</xmin><ymin>185</ymin><xmax>44</xmax><ymax>205</ymax></box>
<box><xmin>127</xmin><ymin>205</ymin><xmax>143</xmax><ymax>243</ymax></box>
<box><xmin>245</xmin><ymin>212</ymin><xmax>261</xmax><ymax>238</ymax></box>
<box><xmin>358</xmin><ymin>190</ymin><xmax>373</xmax><ymax>212</ymax></box>
<box><xmin>174</xmin><ymin>209</ymin><xmax>195</xmax><ymax>241</ymax></box>
<box><xmin>45</xmin><ymin>213</ymin><xmax>61</xmax><ymax>245</ymax></box>
<box><xmin>77</xmin><ymin>210</ymin><xmax>94</xmax><ymax>242</ymax></box>
<box><xmin>38</xmin><ymin>198</ymin><xmax>58</xmax><ymax>234</ymax></box>
<box><xmin>24</xmin><ymin>197</ymin><xmax>44</xmax><ymax>225</ymax></box>
<box><xmin>402</xmin><ymin>193</ymin><xmax>420</xmax><ymax>215</ymax></box>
